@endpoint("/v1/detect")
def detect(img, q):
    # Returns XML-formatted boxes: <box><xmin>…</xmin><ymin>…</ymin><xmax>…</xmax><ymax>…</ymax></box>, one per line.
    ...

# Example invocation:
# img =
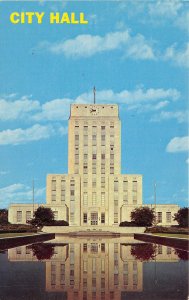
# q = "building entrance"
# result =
<box><xmin>91</xmin><ymin>212</ymin><xmax>98</xmax><ymax>225</ymax></box>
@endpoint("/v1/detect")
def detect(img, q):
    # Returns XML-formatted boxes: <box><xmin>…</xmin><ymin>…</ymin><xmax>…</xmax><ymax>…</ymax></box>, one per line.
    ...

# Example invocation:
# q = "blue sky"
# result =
<box><xmin>0</xmin><ymin>1</ymin><xmax>188</xmax><ymax>208</ymax></box>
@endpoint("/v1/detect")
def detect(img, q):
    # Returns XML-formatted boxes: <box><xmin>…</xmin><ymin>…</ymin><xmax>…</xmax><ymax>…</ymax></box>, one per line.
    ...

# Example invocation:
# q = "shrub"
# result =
<box><xmin>119</xmin><ymin>221</ymin><xmax>137</xmax><ymax>227</ymax></box>
<box><xmin>174</xmin><ymin>207</ymin><xmax>189</xmax><ymax>228</ymax></box>
<box><xmin>29</xmin><ymin>206</ymin><xmax>54</xmax><ymax>227</ymax></box>
<box><xmin>131</xmin><ymin>207</ymin><xmax>155</xmax><ymax>227</ymax></box>
<box><xmin>131</xmin><ymin>243</ymin><xmax>157</xmax><ymax>261</ymax></box>
<box><xmin>44</xmin><ymin>220</ymin><xmax>69</xmax><ymax>226</ymax></box>
<box><xmin>0</xmin><ymin>209</ymin><xmax>9</xmax><ymax>225</ymax></box>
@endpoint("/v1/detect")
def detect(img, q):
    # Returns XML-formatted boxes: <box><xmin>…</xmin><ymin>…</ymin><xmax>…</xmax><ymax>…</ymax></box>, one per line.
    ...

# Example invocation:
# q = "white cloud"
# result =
<box><xmin>151</xmin><ymin>110</ymin><xmax>188</xmax><ymax>123</ymax></box>
<box><xmin>58</xmin><ymin>126</ymin><xmax>68</xmax><ymax>136</ymax></box>
<box><xmin>0</xmin><ymin>96</ymin><xmax>40</xmax><ymax>121</ymax></box>
<box><xmin>166</xmin><ymin>136</ymin><xmax>189</xmax><ymax>153</ymax></box>
<box><xmin>39</xmin><ymin>30</ymin><xmax>155</xmax><ymax>60</ymax></box>
<box><xmin>0</xmin><ymin>124</ymin><xmax>54</xmax><ymax>145</ymax></box>
<box><xmin>0</xmin><ymin>183</ymin><xmax>45</xmax><ymax>208</ymax></box>
<box><xmin>148</xmin><ymin>1</ymin><xmax>183</xmax><ymax>17</ymax></box>
<box><xmin>75</xmin><ymin>87</ymin><xmax>180</xmax><ymax>109</ymax></box>
<box><xmin>33</xmin><ymin>98</ymin><xmax>72</xmax><ymax>121</ymax></box>
<box><xmin>2</xmin><ymin>87</ymin><xmax>179</xmax><ymax>124</ymax></box>
<box><xmin>0</xmin><ymin>171</ymin><xmax>9</xmax><ymax>175</ymax></box>
<box><xmin>164</xmin><ymin>43</ymin><xmax>189</xmax><ymax>68</ymax></box>
<box><xmin>175</xmin><ymin>11</ymin><xmax>189</xmax><ymax>31</ymax></box>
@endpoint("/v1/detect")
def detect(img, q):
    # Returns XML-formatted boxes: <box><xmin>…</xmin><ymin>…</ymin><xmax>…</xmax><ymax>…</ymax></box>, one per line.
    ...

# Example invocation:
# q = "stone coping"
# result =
<box><xmin>134</xmin><ymin>233</ymin><xmax>189</xmax><ymax>251</ymax></box>
<box><xmin>0</xmin><ymin>233</ymin><xmax>55</xmax><ymax>251</ymax></box>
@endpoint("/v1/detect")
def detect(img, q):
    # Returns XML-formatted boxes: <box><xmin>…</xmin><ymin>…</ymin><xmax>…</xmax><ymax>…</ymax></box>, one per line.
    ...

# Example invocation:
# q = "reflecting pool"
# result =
<box><xmin>0</xmin><ymin>236</ymin><xmax>188</xmax><ymax>300</ymax></box>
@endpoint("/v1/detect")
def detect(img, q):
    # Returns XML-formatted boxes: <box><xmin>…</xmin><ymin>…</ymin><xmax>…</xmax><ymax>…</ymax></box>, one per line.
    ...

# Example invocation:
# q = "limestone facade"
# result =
<box><xmin>8</xmin><ymin>104</ymin><xmax>179</xmax><ymax>226</ymax></box>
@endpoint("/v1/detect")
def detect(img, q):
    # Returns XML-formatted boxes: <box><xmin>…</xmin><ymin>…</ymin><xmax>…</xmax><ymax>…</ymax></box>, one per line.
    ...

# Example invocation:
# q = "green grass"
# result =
<box><xmin>0</xmin><ymin>232</ymin><xmax>37</xmax><ymax>238</ymax></box>
<box><xmin>153</xmin><ymin>233</ymin><xmax>189</xmax><ymax>239</ymax></box>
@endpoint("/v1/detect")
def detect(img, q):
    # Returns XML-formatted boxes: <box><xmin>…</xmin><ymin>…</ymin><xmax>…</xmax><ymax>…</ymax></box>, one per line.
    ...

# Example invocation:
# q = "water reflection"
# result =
<box><xmin>5</xmin><ymin>236</ymin><xmax>189</xmax><ymax>300</ymax></box>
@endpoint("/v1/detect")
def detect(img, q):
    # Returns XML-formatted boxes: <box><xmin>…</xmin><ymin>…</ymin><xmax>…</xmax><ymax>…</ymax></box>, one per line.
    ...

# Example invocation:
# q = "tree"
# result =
<box><xmin>131</xmin><ymin>243</ymin><xmax>157</xmax><ymax>261</ymax></box>
<box><xmin>30</xmin><ymin>206</ymin><xmax>54</xmax><ymax>227</ymax></box>
<box><xmin>174</xmin><ymin>207</ymin><xmax>189</xmax><ymax>227</ymax></box>
<box><xmin>0</xmin><ymin>209</ymin><xmax>9</xmax><ymax>224</ymax></box>
<box><xmin>131</xmin><ymin>207</ymin><xmax>155</xmax><ymax>227</ymax></box>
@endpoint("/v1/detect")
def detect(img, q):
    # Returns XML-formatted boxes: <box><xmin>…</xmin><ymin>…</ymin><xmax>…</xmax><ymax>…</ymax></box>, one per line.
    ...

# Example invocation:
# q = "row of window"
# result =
<box><xmin>16</xmin><ymin>210</ymin><xmax>32</xmax><ymax>222</ymax></box>
<box><xmin>75</xmin><ymin>153</ymin><xmax>113</xmax><ymax>160</ymax></box>
<box><xmin>157</xmin><ymin>211</ymin><xmax>172</xmax><ymax>223</ymax></box>
<box><xmin>75</xmin><ymin>125</ymin><xmax>114</xmax><ymax>130</ymax></box>
<box><xmin>16</xmin><ymin>210</ymin><xmax>58</xmax><ymax>222</ymax></box>
<box><xmin>114</xmin><ymin>180</ymin><xmax>137</xmax><ymax>192</ymax></box>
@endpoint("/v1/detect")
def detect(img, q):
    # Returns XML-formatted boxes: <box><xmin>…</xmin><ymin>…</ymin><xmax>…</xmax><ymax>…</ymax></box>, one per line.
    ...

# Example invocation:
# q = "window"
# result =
<box><xmin>110</xmin><ymin>154</ymin><xmax>114</xmax><ymax>160</ymax></box>
<box><xmin>101</xmin><ymin>126</ymin><xmax>105</xmax><ymax>130</ymax></box>
<box><xmin>70</xmin><ymin>212</ymin><xmax>74</xmax><ymax>223</ymax></box>
<box><xmin>83</xmin><ymin>213</ymin><xmax>87</xmax><ymax>224</ymax></box>
<box><xmin>83</xmin><ymin>179</ymin><xmax>88</xmax><ymax>188</ymax></box>
<box><xmin>133</xmin><ymin>191</ymin><xmax>137</xmax><ymax>204</ymax></box>
<box><xmin>83</xmin><ymin>193</ymin><xmax>88</xmax><ymax>206</ymax></box>
<box><xmin>92</xmin><ymin>192</ymin><xmax>97</xmax><ymax>206</ymax></box>
<box><xmin>101</xmin><ymin>177</ymin><xmax>105</xmax><ymax>188</ymax></box>
<box><xmin>83</xmin><ymin>164</ymin><xmax>88</xmax><ymax>174</ymax></box>
<box><xmin>61</xmin><ymin>190</ymin><xmax>65</xmax><ymax>201</ymax></box>
<box><xmin>114</xmin><ymin>199</ymin><xmax>118</xmax><ymax>206</ymax></box>
<box><xmin>75</xmin><ymin>134</ymin><xmax>79</xmax><ymax>146</ymax></box>
<box><xmin>75</xmin><ymin>154</ymin><xmax>79</xmax><ymax>164</ymax></box>
<box><xmin>101</xmin><ymin>166</ymin><xmax>105</xmax><ymax>174</ymax></box>
<box><xmin>52</xmin><ymin>191</ymin><xmax>56</xmax><ymax>202</ymax></box>
<box><xmin>101</xmin><ymin>259</ymin><xmax>105</xmax><ymax>273</ymax></box>
<box><xmin>157</xmin><ymin>212</ymin><xmax>162</xmax><ymax>223</ymax></box>
<box><xmin>123</xmin><ymin>180</ymin><xmax>128</xmax><ymax>191</ymax></box>
<box><xmin>83</xmin><ymin>135</ymin><xmax>88</xmax><ymax>146</ymax></box>
<box><xmin>123</xmin><ymin>194</ymin><xmax>128</xmax><ymax>203</ymax></box>
<box><xmin>83</xmin><ymin>260</ymin><xmax>88</xmax><ymax>271</ymax></box>
<box><xmin>17</xmin><ymin>211</ymin><xmax>22</xmax><ymax>222</ymax></box>
<box><xmin>92</xmin><ymin>154</ymin><xmax>96</xmax><ymax>160</ymax></box>
<box><xmin>167</xmin><ymin>247</ymin><xmax>172</xmax><ymax>254</ymax></box>
<box><xmin>166</xmin><ymin>212</ymin><xmax>172</xmax><ymax>223</ymax></box>
<box><xmin>83</xmin><ymin>244</ymin><xmax>87</xmax><ymax>253</ymax></box>
<box><xmin>101</xmin><ymin>278</ymin><xmax>105</xmax><ymax>289</ymax></box>
<box><xmin>26</xmin><ymin>211</ymin><xmax>31</xmax><ymax>222</ymax></box>
<box><xmin>101</xmin><ymin>192</ymin><xmax>105</xmax><ymax>206</ymax></box>
<box><xmin>61</xmin><ymin>180</ymin><xmax>66</xmax><ymax>188</ymax></box>
<box><xmin>114</xmin><ymin>180</ymin><xmax>119</xmax><ymax>192</ymax></box>
<box><xmin>92</xmin><ymin>178</ymin><xmax>96</xmax><ymax>188</ymax></box>
<box><xmin>54</xmin><ymin>211</ymin><xmax>58</xmax><ymax>220</ymax></box>
<box><xmin>133</xmin><ymin>181</ymin><xmax>137</xmax><ymax>191</ymax></box>
<box><xmin>101</xmin><ymin>154</ymin><xmax>105</xmax><ymax>160</ymax></box>
<box><xmin>70</xmin><ymin>190</ymin><xmax>74</xmax><ymax>196</ymax></box>
<box><xmin>114</xmin><ymin>213</ymin><xmax>118</xmax><ymax>224</ymax></box>
<box><xmin>101</xmin><ymin>213</ymin><xmax>105</xmax><ymax>224</ymax></box>
<box><xmin>110</xmin><ymin>167</ymin><xmax>114</xmax><ymax>174</ymax></box>
<box><xmin>51</xmin><ymin>180</ymin><xmax>56</xmax><ymax>191</ymax></box>
<box><xmin>84</xmin><ymin>154</ymin><xmax>88</xmax><ymax>160</ymax></box>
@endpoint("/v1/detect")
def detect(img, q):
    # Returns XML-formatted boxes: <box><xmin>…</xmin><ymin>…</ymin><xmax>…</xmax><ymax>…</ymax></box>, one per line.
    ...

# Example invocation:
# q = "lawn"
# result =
<box><xmin>153</xmin><ymin>233</ymin><xmax>189</xmax><ymax>239</ymax></box>
<box><xmin>0</xmin><ymin>232</ymin><xmax>37</xmax><ymax>238</ymax></box>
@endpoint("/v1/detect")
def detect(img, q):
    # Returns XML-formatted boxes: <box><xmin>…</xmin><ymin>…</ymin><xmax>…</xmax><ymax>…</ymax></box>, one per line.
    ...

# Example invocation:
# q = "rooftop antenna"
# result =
<box><xmin>93</xmin><ymin>86</ymin><xmax>96</xmax><ymax>104</ymax></box>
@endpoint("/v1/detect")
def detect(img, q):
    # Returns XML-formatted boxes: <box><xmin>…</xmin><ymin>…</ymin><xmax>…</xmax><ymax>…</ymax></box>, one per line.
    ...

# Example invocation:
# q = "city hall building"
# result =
<box><xmin>8</xmin><ymin>103</ymin><xmax>179</xmax><ymax>226</ymax></box>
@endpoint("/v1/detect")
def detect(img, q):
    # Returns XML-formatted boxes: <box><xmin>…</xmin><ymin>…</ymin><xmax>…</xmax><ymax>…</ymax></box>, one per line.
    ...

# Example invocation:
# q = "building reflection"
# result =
<box><xmin>8</xmin><ymin>237</ymin><xmax>180</xmax><ymax>300</ymax></box>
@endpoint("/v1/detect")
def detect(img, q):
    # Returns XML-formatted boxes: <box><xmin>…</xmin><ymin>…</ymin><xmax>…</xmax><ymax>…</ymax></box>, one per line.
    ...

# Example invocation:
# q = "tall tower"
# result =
<box><xmin>68</xmin><ymin>104</ymin><xmax>121</xmax><ymax>225</ymax></box>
